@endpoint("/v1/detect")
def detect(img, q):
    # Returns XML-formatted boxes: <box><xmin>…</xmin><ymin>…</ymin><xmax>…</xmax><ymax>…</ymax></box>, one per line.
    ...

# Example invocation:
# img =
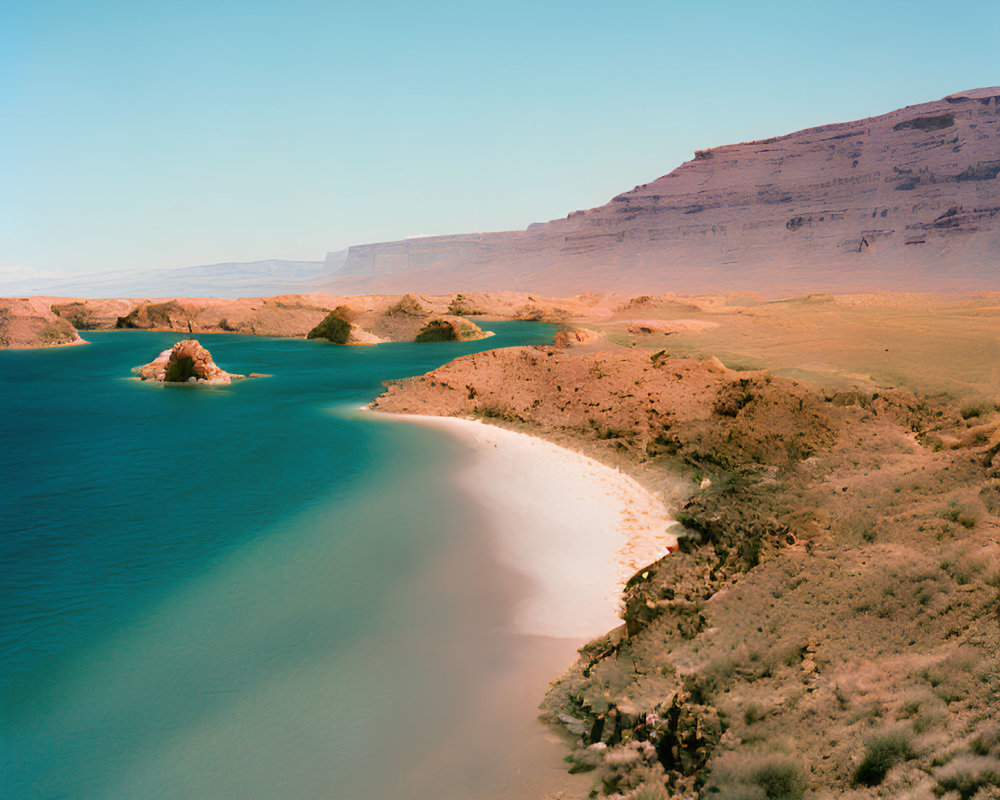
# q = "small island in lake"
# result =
<box><xmin>135</xmin><ymin>339</ymin><xmax>255</xmax><ymax>385</ymax></box>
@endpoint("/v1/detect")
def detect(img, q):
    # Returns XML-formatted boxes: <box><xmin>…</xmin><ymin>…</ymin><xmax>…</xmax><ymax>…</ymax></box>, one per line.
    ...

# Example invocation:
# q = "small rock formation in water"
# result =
<box><xmin>135</xmin><ymin>339</ymin><xmax>248</xmax><ymax>385</ymax></box>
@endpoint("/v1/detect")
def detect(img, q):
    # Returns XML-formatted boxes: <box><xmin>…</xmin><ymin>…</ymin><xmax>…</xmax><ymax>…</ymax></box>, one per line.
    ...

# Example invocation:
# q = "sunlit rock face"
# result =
<box><xmin>330</xmin><ymin>88</ymin><xmax>1000</xmax><ymax>295</ymax></box>
<box><xmin>137</xmin><ymin>339</ymin><xmax>245</xmax><ymax>384</ymax></box>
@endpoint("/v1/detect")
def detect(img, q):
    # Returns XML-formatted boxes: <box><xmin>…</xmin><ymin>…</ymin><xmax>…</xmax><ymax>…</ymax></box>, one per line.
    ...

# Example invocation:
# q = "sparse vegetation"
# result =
<box><xmin>448</xmin><ymin>294</ymin><xmax>483</xmax><ymax>315</ymax></box>
<box><xmin>707</xmin><ymin>753</ymin><xmax>806</xmax><ymax>800</ymax></box>
<box><xmin>386</xmin><ymin>294</ymin><xmax>425</xmax><ymax>316</ymax></box>
<box><xmin>50</xmin><ymin>302</ymin><xmax>97</xmax><ymax>330</ymax></box>
<box><xmin>37</xmin><ymin>322</ymin><xmax>69</xmax><ymax>343</ymax></box>
<box><xmin>370</xmin><ymin>302</ymin><xmax>1000</xmax><ymax>800</ymax></box>
<box><xmin>942</xmin><ymin>501</ymin><xmax>978</xmax><ymax>529</ymax></box>
<box><xmin>307</xmin><ymin>311</ymin><xmax>352</xmax><ymax>344</ymax></box>
<box><xmin>934</xmin><ymin>755</ymin><xmax>1000</xmax><ymax>799</ymax></box>
<box><xmin>960</xmin><ymin>401</ymin><xmax>987</xmax><ymax>420</ymax></box>
<box><xmin>472</xmin><ymin>403</ymin><xmax>522</xmax><ymax>422</ymax></box>
<box><xmin>853</xmin><ymin>729</ymin><xmax>915</xmax><ymax>786</ymax></box>
<box><xmin>415</xmin><ymin>320</ymin><xmax>457</xmax><ymax>343</ymax></box>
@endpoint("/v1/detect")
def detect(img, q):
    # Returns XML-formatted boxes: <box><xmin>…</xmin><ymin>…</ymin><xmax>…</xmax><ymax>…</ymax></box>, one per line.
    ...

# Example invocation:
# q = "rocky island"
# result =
<box><xmin>135</xmin><ymin>339</ymin><xmax>252</xmax><ymax>385</ymax></box>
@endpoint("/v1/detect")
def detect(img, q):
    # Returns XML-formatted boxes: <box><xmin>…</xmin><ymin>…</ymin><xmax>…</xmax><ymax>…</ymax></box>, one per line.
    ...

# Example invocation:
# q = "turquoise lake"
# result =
<box><xmin>0</xmin><ymin>323</ymin><xmax>560</xmax><ymax>799</ymax></box>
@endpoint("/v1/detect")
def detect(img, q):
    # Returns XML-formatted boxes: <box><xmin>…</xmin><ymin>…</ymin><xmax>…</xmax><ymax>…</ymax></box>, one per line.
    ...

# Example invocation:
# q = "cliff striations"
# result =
<box><xmin>330</xmin><ymin>88</ymin><xmax>1000</xmax><ymax>295</ymax></box>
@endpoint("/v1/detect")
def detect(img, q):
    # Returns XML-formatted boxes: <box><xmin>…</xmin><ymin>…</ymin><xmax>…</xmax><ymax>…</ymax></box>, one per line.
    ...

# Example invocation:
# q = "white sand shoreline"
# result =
<box><xmin>372</xmin><ymin>412</ymin><xmax>679</xmax><ymax>641</ymax></box>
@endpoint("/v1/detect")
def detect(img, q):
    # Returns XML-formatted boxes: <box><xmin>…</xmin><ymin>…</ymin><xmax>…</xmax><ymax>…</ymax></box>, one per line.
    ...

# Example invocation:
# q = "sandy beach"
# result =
<box><xmin>406</xmin><ymin>415</ymin><xmax>679</xmax><ymax>639</ymax></box>
<box><xmin>367</xmin><ymin>413</ymin><xmax>679</xmax><ymax>799</ymax></box>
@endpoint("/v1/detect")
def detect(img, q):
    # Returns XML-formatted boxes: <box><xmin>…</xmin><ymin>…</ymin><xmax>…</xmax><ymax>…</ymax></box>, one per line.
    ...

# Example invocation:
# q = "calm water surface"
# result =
<box><xmin>0</xmin><ymin>323</ymin><xmax>556</xmax><ymax>799</ymax></box>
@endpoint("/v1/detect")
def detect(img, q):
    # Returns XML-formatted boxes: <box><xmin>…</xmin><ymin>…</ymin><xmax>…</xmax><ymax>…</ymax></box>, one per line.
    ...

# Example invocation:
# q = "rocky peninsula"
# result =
<box><xmin>371</xmin><ymin>331</ymin><xmax>1000</xmax><ymax>800</ymax></box>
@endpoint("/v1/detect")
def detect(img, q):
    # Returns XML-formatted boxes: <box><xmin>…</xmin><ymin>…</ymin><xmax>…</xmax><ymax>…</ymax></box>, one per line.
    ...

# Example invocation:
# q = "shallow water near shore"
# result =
<box><xmin>0</xmin><ymin>323</ymin><xmax>590</xmax><ymax>799</ymax></box>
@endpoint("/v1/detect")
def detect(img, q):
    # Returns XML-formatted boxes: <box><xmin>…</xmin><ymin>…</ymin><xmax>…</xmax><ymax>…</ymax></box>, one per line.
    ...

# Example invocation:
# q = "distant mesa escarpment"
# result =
<box><xmin>135</xmin><ymin>339</ymin><xmax>252</xmax><ymax>385</ymax></box>
<box><xmin>1</xmin><ymin>257</ymin><xmax>348</xmax><ymax>299</ymax></box>
<box><xmin>326</xmin><ymin>88</ymin><xmax>1000</xmax><ymax>295</ymax></box>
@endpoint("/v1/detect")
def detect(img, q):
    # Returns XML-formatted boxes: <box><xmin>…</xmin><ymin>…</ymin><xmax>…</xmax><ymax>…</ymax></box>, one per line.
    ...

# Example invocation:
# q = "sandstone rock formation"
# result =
<box><xmin>136</xmin><ymin>339</ymin><xmax>247</xmax><ymax>384</ymax></box>
<box><xmin>328</xmin><ymin>88</ymin><xmax>1000</xmax><ymax>296</ymax></box>
<box><xmin>0</xmin><ymin>298</ymin><xmax>84</xmax><ymax>348</ymax></box>
<box><xmin>5</xmin><ymin>291</ymin><xmax>574</xmax><ymax>349</ymax></box>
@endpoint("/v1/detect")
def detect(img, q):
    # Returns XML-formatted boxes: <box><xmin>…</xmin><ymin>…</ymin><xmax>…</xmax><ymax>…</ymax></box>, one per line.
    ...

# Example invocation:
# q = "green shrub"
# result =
<box><xmin>307</xmin><ymin>312</ymin><xmax>351</xmax><ymax>344</ymax></box>
<box><xmin>415</xmin><ymin>320</ymin><xmax>456</xmax><ymax>343</ymax></box>
<box><xmin>853</xmin><ymin>729</ymin><xmax>915</xmax><ymax>786</ymax></box>
<box><xmin>165</xmin><ymin>355</ymin><xmax>197</xmax><ymax>382</ymax></box>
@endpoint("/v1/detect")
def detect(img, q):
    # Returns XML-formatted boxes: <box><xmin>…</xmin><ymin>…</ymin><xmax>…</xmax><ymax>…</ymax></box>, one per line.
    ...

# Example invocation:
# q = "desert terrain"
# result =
<box><xmin>371</xmin><ymin>294</ymin><xmax>1000</xmax><ymax>800</ymax></box>
<box><xmin>5</xmin><ymin>86</ymin><xmax>1000</xmax><ymax>800</ymax></box>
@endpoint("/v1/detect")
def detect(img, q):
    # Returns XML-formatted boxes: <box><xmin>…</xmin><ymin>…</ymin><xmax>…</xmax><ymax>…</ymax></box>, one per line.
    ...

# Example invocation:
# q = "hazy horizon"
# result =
<box><xmin>3</xmin><ymin>0</ymin><xmax>998</xmax><ymax>281</ymax></box>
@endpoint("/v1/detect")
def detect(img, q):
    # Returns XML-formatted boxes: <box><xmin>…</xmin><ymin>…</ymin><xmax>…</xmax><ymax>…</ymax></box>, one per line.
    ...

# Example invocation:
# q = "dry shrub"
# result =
<box><xmin>386</xmin><ymin>294</ymin><xmax>425</xmax><ymax>316</ymax></box>
<box><xmin>853</xmin><ymin>728</ymin><xmax>915</xmax><ymax>786</ymax></box>
<box><xmin>934</xmin><ymin>754</ymin><xmax>1000</xmax><ymax>799</ymax></box>
<box><xmin>705</xmin><ymin>752</ymin><xmax>806</xmax><ymax>800</ymax></box>
<box><xmin>971</xmin><ymin>721</ymin><xmax>1000</xmax><ymax>757</ymax></box>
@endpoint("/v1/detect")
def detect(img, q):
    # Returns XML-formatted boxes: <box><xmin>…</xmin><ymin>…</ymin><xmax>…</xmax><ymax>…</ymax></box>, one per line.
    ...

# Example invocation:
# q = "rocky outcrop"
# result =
<box><xmin>135</xmin><ymin>339</ymin><xmax>248</xmax><ymax>384</ymax></box>
<box><xmin>370</xmin><ymin>346</ymin><xmax>835</xmax><ymax>470</ymax></box>
<box><xmin>0</xmin><ymin>298</ymin><xmax>84</xmax><ymax>348</ymax></box>
<box><xmin>2</xmin><ymin>291</ymin><xmax>615</xmax><ymax>349</ymax></box>
<box><xmin>19</xmin><ymin>293</ymin><xmax>501</xmax><ymax>346</ymax></box>
<box><xmin>328</xmin><ymin>88</ymin><xmax>1000</xmax><ymax>295</ymax></box>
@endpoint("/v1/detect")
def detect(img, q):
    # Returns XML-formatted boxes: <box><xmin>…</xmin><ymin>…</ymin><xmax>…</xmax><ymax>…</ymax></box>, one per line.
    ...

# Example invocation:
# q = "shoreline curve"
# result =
<box><xmin>370</xmin><ymin>412</ymin><xmax>679</xmax><ymax>640</ymax></box>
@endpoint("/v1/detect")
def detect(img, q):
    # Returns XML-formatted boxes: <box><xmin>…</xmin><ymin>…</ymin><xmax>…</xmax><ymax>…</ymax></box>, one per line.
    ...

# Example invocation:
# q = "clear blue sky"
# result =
<box><xmin>2</xmin><ymin>0</ymin><xmax>998</xmax><ymax>276</ymax></box>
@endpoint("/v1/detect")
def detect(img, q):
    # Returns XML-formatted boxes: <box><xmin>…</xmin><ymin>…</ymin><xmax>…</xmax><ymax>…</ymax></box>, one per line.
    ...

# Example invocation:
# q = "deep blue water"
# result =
<box><xmin>0</xmin><ymin>323</ymin><xmax>554</xmax><ymax>799</ymax></box>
